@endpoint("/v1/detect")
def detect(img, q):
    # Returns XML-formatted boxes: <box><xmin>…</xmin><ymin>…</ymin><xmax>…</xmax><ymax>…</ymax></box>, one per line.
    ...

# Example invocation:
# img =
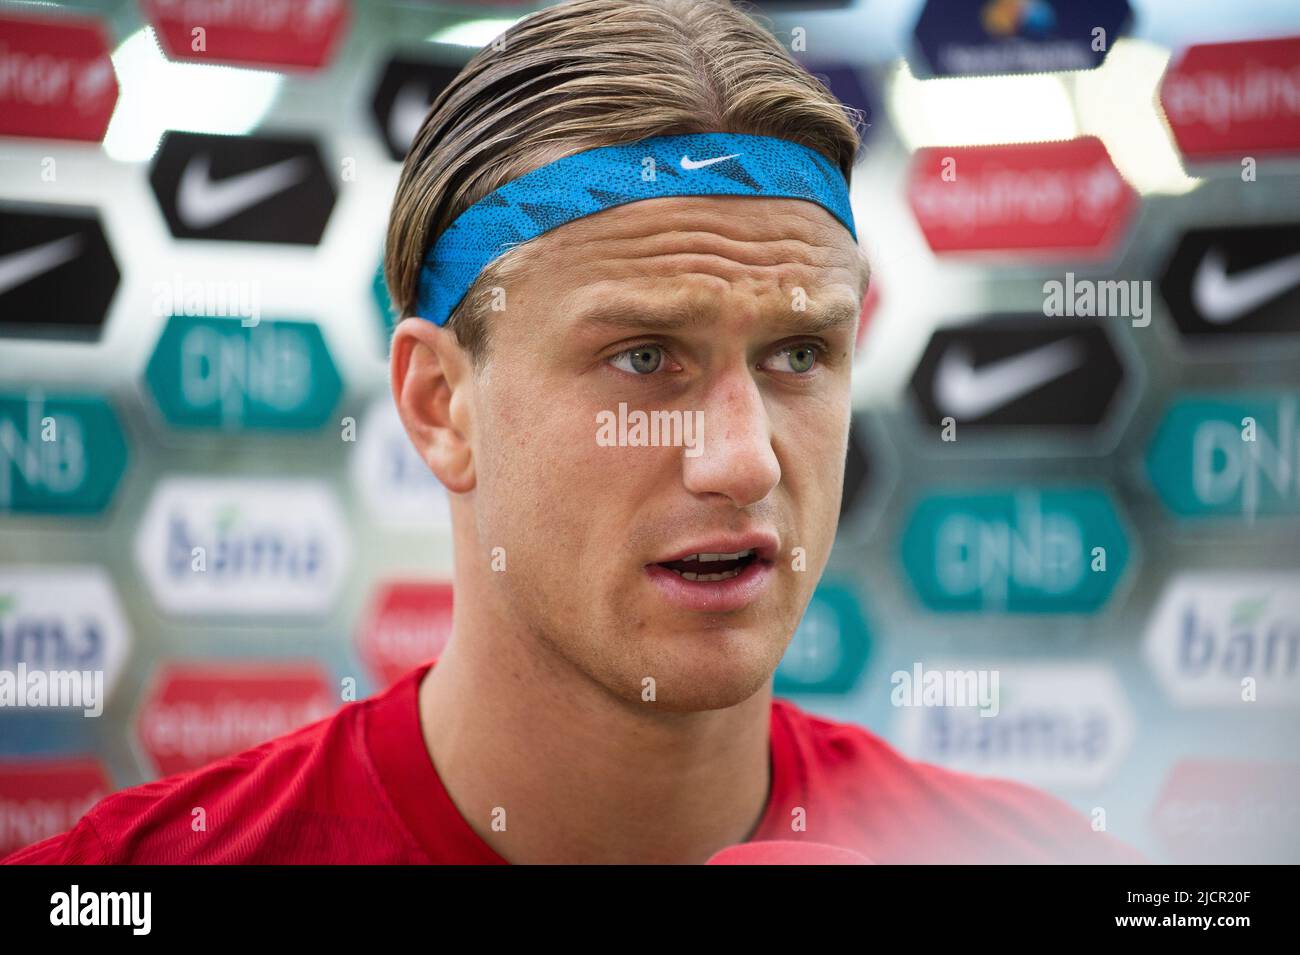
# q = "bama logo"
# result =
<box><xmin>349</xmin><ymin>397</ymin><xmax>451</xmax><ymax>531</ymax></box>
<box><xmin>893</xmin><ymin>662</ymin><xmax>1134</xmax><ymax>788</ymax></box>
<box><xmin>1143</xmin><ymin>572</ymin><xmax>1299</xmax><ymax>707</ymax></box>
<box><xmin>144</xmin><ymin>315</ymin><xmax>342</xmax><ymax>432</ymax></box>
<box><xmin>133</xmin><ymin>477</ymin><xmax>349</xmax><ymax>616</ymax></box>
<box><xmin>1146</xmin><ymin>392</ymin><xmax>1300</xmax><ymax>521</ymax></box>
<box><xmin>0</xmin><ymin>566</ymin><xmax>130</xmax><ymax>705</ymax></box>
<box><xmin>899</xmin><ymin>487</ymin><xmax>1130</xmax><ymax>613</ymax></box>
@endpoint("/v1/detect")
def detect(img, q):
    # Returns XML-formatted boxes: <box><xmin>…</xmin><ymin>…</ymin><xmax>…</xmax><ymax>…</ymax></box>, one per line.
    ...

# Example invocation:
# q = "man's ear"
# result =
<box><xmin>390</xmin><ymin>316</ymin><xmax>476</xmax><ymax>494</ymax></box>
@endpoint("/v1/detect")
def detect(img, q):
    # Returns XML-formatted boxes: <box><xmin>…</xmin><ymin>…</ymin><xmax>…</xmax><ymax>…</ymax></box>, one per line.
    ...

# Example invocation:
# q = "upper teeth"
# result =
<box><xmin>682</xmin><ymin>549</ymin><xmax>755</xmax><ymax>563</ymax></box>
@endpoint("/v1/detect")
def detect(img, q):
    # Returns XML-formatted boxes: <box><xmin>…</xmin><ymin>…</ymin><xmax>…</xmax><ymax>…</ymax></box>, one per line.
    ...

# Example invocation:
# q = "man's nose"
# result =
<box><xmin>681</xmin><ymin>368</ymin><xmax>781</xmax><ymax>508</ymax></box>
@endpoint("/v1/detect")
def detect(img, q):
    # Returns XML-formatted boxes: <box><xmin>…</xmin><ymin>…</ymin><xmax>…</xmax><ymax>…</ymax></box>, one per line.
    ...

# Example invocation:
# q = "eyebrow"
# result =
<box><xmin>571</xmin><ymin>297</ymin><xmax>861</xmax><ymax>336</ymax></box>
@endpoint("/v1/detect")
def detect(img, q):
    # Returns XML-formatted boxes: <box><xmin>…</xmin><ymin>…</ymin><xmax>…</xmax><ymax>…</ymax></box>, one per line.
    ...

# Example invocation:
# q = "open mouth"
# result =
<box><xmin>655</xmin><ymin>549</ymin><xmax>759</xmax><ymax>582</ymax></box>
<box><xmin>645</xmin><ymin>534</ymin><xmax>777</xmax><ymax>612</ymax></box>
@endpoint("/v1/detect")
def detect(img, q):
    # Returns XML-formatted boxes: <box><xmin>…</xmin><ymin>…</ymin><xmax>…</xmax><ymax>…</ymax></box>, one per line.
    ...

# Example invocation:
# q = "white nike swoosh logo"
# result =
<box><xmin>1191</xmin><ymin>246</ymin><xmax>1300</xmax><ymax>324</ymax></box>
<box><xmin>0</xmin><ymin>234</ymin><xmax>84</xmax><ymax>296</ymax></box>
<box><xmin>388</xmin><ymin>80</ymin><xmax>430</xmax><ymax>152</ymax></box>
<box><xmin>176</xmin><ymin>153</ymin><xmax>311</xmax><ymax>229</ymax></box>
<box><xmin>935</xmin><ymin>337</ymin><xmax>1086</xmax><ymax>420</ymax></box>
<box><xmin>680</xmin><ymin>153</ymin><xmax>740</xmax><ymax>170</ymax></box>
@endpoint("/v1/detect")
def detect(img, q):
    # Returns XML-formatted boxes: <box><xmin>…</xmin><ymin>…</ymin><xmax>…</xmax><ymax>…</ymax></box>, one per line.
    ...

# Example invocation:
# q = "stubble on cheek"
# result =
<box><xmin>477</xmin><ymin>379</ymin><xmax>613</xmax><ymax>637</ymax></box>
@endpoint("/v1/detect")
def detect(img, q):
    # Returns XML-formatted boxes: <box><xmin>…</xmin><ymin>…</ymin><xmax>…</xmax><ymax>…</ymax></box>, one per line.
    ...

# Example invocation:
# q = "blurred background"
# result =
<box><xmin>1</xmin><ymin>0</ymin><xmax>1298</xmax><ymax>863</ymax></box>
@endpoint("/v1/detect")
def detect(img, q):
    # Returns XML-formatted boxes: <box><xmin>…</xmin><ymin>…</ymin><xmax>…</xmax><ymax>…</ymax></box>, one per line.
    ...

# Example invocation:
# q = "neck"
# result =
<box><xmin>418</xmin><ymin>542</ymin><xmax>775</xmax><ymax>864</ymax></box>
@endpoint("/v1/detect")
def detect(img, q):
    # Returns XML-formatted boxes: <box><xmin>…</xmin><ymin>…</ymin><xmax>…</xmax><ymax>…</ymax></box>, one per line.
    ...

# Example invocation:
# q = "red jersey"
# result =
<box><xmin>3</xmin><ymin>660</ymin><xmax>1144</xmax><ymax>864</ymax></box>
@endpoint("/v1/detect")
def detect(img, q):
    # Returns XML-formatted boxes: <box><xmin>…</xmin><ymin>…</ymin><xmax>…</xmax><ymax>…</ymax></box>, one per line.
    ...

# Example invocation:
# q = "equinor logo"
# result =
<box><xmin>134</xmin><ymin>476</ymin><xmax>349</xmax><ymax>616</ymax></box>
<box><xmin>1146</xmin><ymin>392</ymin><xmax>1299</xmax><ymax>521</ymax></box>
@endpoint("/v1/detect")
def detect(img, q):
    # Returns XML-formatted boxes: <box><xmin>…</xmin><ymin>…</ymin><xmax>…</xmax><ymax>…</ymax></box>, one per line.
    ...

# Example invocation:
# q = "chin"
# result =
<box><xmin>606</xmin><ymin>625</ymin><xmax>785</xmax><ymax>713</ymax></box>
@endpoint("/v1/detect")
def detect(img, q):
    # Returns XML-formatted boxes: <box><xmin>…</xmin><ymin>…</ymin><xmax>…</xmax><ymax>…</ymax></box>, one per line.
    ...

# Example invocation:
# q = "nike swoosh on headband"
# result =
<box><xmin>414</xmin><ymin>132</ymin><xmax>857</xmax><ymax>327</ymax></box>
<box><xmin>680</xmin><ymin>152</ymin><xmax>740</xmax><ymax>169</ymax></box>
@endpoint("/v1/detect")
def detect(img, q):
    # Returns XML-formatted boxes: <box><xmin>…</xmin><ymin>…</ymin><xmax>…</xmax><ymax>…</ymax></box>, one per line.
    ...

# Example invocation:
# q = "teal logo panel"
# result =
<box><xmin>899</xmin><ymin>486</ymin><xmax>1129</xmax><ymax>613</ymax></box>
<box><xmin>1146</xmin><ymin>392</ymin><xmax>1299</xmax><ymax>521</ymax></box>
<box><xmin>0</xmin><ymin>392</ymin><xmax>128</xmax><ymax>515</ymax></box>
<box><xmin>776</xmin><ymin>582</ymin><xmax>871</xmax><ymax>694</ymax></box>
<box><xmin>145</xmin><ymin>315</ymin><xmax>342</xmax><ymax>432</ymax></box>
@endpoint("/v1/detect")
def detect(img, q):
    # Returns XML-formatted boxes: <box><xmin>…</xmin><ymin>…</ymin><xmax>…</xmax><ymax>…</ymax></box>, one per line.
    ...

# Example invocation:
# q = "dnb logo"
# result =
<box><xmin>894</xmin><ymin>663</ymin><xmax>1134</xmax><ymax>789</ymax></box>
<box><xmin>135</xmin><ymin>663</ymin><xmax>336</xmax><ymax>778</ymax></box>
<box><xmin>0</xmin><ymin>567</ymin><xmax>131</xmax><ymax>706</ymax></box>
<box><xmin>775</xmin><ymin>583</ymin><xmax>870</xmax><ymax>694</ymax></box>
<box><xmin>1146</xmin><ymin>392</ymin><xmax>1300</xmax><ymax>521</ymax></box>
<box><xmin>1143</xmin><ymin>572</ymin><xmax>1299</xmax><ymax>708</ymax></box>
<box><xmin>899</xmin><ymin>487</ymin><xmax>1130</xmax><ymax>613</ymax></box>
<box><xmin>350</xmin><ymin>397</ymin><xmax>451</xmax><ymax>532</ymax></box>
<box><xmin>0</xmin><ymin>759</ymin><xmax>111</xmax><ymax>859</ymax></box>
<box><xmin>144</xmin><ymin>315</ymin><xmax>342</xmax><ymax>432</ymax></box>
<box><xmin>358</xmin><ymin>581</ymin><xmax>453</xmax><ymax>689</ymax></box>
<box><xmin>133</xmin><ymin>477</ymin><xmax>350</xmax><ymax>617</ymax></box>
<box><xmin>0</xmin><ymin>393</ymin><xmax>127</xmax><ymax>516</ymax></box>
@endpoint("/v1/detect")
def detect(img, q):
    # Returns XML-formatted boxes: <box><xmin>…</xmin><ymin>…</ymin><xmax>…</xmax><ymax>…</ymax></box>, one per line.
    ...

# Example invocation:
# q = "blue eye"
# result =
<box><xmin>767</xmin><ymin>344</ymin><xmax>819</xmax><ymax>374</ymax></box>
<box><xmin>610</xmin><ymin>345</ymin><xmax>664</xmax><ymax>375</ymax></box>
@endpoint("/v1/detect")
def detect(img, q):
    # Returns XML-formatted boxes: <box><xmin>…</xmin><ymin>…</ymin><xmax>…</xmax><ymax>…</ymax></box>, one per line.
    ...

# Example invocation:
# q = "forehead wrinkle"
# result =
<box><xmin>551</xmin><ymin>228</ymin><xmax>853</xmax><ymax>274</ymax></box>
<box><xmin>566</xmin><ymin>290</ymin><xmax>860</xmax><ymax>336</ymax></box>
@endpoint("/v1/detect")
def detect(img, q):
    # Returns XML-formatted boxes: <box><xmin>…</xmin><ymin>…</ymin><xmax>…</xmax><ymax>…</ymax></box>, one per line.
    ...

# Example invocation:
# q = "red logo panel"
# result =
<box><xmin>907</xmin><ymin>137</ymin><xmax>1136</xmax><ymax>259</ymax></box>
<box><xmin>0</xmin><ymin>758</ymin><xmax>111</xmax><ymax>857</ymax></box>
<box><xmin>142</xmin><ymin>0</ymin><xmax>349</xmax><ymax>71</ymax></box>
<box><xmin>0</xmin><ymin>13</ymin><xmax>118</xmax><ymax>142</ymax></box>
<box><xmin>135</xmin><ymin>662</ymin><xmax>336</xmax><ymax>778</ymax></box>
<box><xmin>1160</xmin><ymin>36</ymin><xmax>1300</xmax><ymax>161</ymax></box>
<box><xmin>357</xmin><ymin>581</ymin><xmax>453</xmax><ymax>689</ymax></box>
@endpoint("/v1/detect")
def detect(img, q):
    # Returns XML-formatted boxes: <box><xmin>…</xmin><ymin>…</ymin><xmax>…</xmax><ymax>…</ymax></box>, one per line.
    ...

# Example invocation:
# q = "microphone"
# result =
<box><xmin>706</xmin><ymin>840</ymin><xmax>873</xmax><ymax>865</ymax></box>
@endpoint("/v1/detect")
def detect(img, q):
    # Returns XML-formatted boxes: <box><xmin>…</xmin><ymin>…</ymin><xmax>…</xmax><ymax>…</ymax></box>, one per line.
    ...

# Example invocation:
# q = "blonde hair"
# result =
<box><xmin>384</xmin><ymin>0</ymin><xmax>865</xmax><ymax>361</ymax></box>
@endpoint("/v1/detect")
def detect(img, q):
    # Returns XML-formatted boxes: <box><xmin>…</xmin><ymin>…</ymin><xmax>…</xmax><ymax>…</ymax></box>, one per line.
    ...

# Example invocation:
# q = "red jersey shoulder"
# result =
<box><xmin>4</xmin><ymin>697</ymin><xmax>421</xmax><ymax>865</ymax></box>
<box><xmin>772</xmin><ymin>698</ymin><xmax>1146</xmax><ymax>864</ymax></box>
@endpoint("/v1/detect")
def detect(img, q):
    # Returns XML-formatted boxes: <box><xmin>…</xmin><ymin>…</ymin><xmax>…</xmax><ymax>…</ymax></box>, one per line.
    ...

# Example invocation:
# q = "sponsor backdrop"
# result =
<box><xmin>1</xmin><ymin>0</ymin><xmax>1298</xmax><ymax>863</ymax></box>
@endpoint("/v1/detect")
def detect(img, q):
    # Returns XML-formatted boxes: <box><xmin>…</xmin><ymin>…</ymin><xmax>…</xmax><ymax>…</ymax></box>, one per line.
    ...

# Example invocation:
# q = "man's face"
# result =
<box><xmin>467</xmin><ymin>195</ymin><xmax>864</xmax><ymax>711</ymax></box>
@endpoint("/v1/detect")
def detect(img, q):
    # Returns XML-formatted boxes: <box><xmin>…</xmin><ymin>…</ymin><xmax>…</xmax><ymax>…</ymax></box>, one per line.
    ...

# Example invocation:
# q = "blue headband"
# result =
<box><xmin>415</xmin><ymin>132</ymin><xmax>857</xmax><ymax>326</ymax></box>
